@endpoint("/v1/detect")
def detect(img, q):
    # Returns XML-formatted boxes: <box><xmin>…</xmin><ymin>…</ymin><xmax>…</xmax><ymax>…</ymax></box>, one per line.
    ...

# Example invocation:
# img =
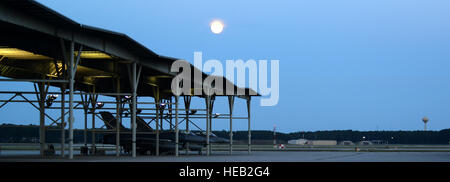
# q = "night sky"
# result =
<box><xmin>1</xmin><ymin>0</ymin><xmax>449</xmax><ymax>132</ymax></box>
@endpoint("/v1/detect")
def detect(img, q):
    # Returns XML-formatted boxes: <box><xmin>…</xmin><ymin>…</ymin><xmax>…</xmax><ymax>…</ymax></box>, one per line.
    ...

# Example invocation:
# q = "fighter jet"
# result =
<box><xmin>99</xmin><ymin>111</ymin><xmax>226</xmax><ymax>155</ymax></box>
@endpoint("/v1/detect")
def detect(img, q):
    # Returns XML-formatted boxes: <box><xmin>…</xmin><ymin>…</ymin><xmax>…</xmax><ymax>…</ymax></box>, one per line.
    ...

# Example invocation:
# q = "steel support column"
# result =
<box><xmin>167</xmin><ymin>98</ymin><xmax>174</xmax><ymax>131</ymax></box>
<box><xmin>127</xmin><ymin>62</ymin><xmax>141</xmax><ymax>157</ymax></box>
<box><xmin>205</xmin><ymin>96</ymin><xmax>210</xmax><ymax>156</ymax></box>
<box><xmin>160</xmin><ymin>100</ymin><xmax>165</xmax><ymax>130</ymax></box>
<box><xmin>131</xmin><ymin>62</ymin><xmax>137</xmax><ymax>158</ymax></box>
<box><xmin>152</xmin><ymin>86</ymin><xmax>160</xmax><ymax>156</ymax></box>
<box><xmin>68</xmin><ymin>41</ymin><xmax>75</xmax><ymax>159</ymax></box>
<box><xmin>246</xmin><ymin>96</ymin><xmax>252</xmax><ymax>154</ymax></box>
<box><xmin>37</xmin><ymin>83</ymin><xmax>47</xmax><ymax>157</ymax></box>
<box><xmin>89</xmin><ymin>92</ymin><xmax>98</xmax><ymax>154</ymax></box>
<box><xmin>175</xmin><ymin>96</ymin><xmax>179</xmax><ymax>156</ymax></box>
<box><xmin>60</xmin><ymin>85</ymin><xmax>65</xmax><ymax>157</ymax></box>
<box><xmin>159</xmin><ymin>100</ymin><xmax>164</xmax><ymax>143</ymax></box>
<box><xmin>115</xmin><ymin>78</ymin><xmax>121</xmax><ymax>156</ymax></box>
<box><xmin>156</xmin><ymin>99</ymin><xmax>160</xmax><ymax>156</ymax></box>
<box><xmin>228</xmin><ymin>96</ymin><xmax>235</xmax><ymax>155</ymax></box>
<box><xmin>183</xmin><ymin>96</ymin><xmax>191</xmax><ymax>155</ymax></box>
<box><xmin>209</xmin><ymin>96</ymin><xmax>214</xmax><ymax>154</ymax></box>
<box><xmin>84</xmin><ymin>98</ymin><xmax>87</xmax><ymax>147</ymax></box>
<box><xmin>80</xmin><ymin>92</ymin><xmax>88</xmax><ymax>147</ymax></box>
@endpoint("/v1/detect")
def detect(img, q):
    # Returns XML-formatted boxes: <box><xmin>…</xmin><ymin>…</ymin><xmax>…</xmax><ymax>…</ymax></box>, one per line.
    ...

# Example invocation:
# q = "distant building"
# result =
<box><xmin>306</xmin><ymin>140</ymin><xmax>337</xmax><ymax>146</ymax></box>
<box><xmin>288</xmin><ymin>139</ymin><xmax>308</xmax><ymax>145</ymax></box>
<box><xmin>370</xmin><ymin>140</ymin><xmax>388</xmax><ymax>145</ymax></box>
<box><xmin>358</xmin><ymin>141</ymin><xmax>373</xmax><ymax>145</ymax></box>
<box><xmin>339</xmin><ymin>141</ymin><xmax>355</xmax><ymax>145</ymax></box>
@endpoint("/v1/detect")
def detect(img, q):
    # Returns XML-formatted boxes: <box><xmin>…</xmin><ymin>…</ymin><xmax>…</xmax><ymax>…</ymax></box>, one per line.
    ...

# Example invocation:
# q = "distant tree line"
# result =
<box><xmin>0</xmin><ymin>124</ymin><xmax>102</xmax><ymax>143</ymax></box>
<box><xmin>214</xmin><ymin>129</ymin><xmax>450</xmax><ymax>144</ymax></box>
<box><xmin>1</xmin><ymin>124</ymin><xmax>449</xmax><ymax>144</ymax></box>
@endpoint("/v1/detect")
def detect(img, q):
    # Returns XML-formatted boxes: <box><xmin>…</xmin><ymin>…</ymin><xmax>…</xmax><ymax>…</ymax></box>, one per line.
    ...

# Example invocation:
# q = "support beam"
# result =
<box><xmin>169</xmin><ymin>98</ymin><xmax>173</xmax><ymax>131</ymax></box>
<box><xmin>156</xmin><ymin>99</ymin><xmax>160</xmax><ymax>156</ymax></box>
<box><xmin>0</xmin><ymin>91</ymin><xmax>133</xmax><ymax>96</ymax></box>
<box><xmin>209</xmin><ymin>96</ymin><xmax>215</xmax><ymax>155</ymax></box>
<box><xmin>80</xmin><ymin>92</ymin><xmax>88</xmax><ymax>148</ymax></box>
<box><xmin>152</xmin><ymin>86</ymin><xmax>160</xmax><ymax>156</ymax></box>
<box><xmin>127</xmin><ymin>62</ymin><xmax>141</xmax><ymax>157</ymax></box>
<box><xmin>160</xmin><ymin>100</ymin><xmax>164</xmax><ymax>130</ymax></box>
<box><xmin>205</xmin><ymin>96</ymin><xmax>210</xmax><ymax>156</ymax></box>
<box><xmin>115</xmin><ymin>78</ymin><xmax>121</xmax><ymax>156</ymax></box>
<box><xmin>0</xmin><ymin>79</ymin><xmax>69</xmax><ymax>83</ymax></box>
<box><xmin>228</xmin><ymin>96</ymin><xmax>235</xmax><ymax>155</ymax></box>
<box><xmin>129</xmin><ymin>62</ymin><xmax>139</xmax><ymax>158</ymax></box>
<box><xmin>183</xmin><ymin>96</ymin><xmax>191</xmax><ymax>155</ymax></box>
<box><xmin>15</xmin><ymin>93</ymin><xmax>58</xmax><ymax>123</ymax></box>
<box><xmin>60</xmin><ymin>85</ymin><xmax>65</xmax><ymax>157</ymax></box>
<box><xmin>247</xmin><ymin>96</ymin><xmax>252</xmax><ymax>154</ymax></box>
<box><xmin>89</xmin><ymin>92</ymin><xmax>98</xmax><ymax>154</ymax></box>
<box><xmin>175</xmin><ymin>96</ymin><xmax>179</xmax><ymax>156</ymax></box>
<box><xmin>68</xmin><ymin>41</ymin><xmax>75</xmax><ymax>159</ymax></box>
<box><xmin>0</xmin><ymin>94</ymin><xmax>18</xmax><ymax>109</ymax></box>
<box><xmin>37</xmin><ymin>83</ymin><xmax>47</xmax><ymax>157</ymax></box>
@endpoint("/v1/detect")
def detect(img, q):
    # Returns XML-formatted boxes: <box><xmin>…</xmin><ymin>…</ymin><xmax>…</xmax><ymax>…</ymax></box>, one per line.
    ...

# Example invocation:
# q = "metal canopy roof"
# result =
<box><xmin>0</xmin><ymin>0</ymin><xmax>259</xmax><ymax>98</ymax></box>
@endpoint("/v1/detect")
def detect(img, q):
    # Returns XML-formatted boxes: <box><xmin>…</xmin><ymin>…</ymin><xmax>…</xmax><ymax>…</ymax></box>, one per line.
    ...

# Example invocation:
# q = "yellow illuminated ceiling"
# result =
<box><xmin>75</xmin><ymin>51</ymin><xmax>112</xmax><ymax>59</ymax></box>
<box><xmin>0</xmin><ymin>48</ymin><xmax>51</xmax><ymax>60</ymax></box>
<box><xmin>0</xmin><ymin>48</ymin><xmax>112</xmax><ymax>60</ymax></box>
<box><xmin>145</xmin><ymin>75</ymin><xmax>173</xmax><ymax>86</ymax></box>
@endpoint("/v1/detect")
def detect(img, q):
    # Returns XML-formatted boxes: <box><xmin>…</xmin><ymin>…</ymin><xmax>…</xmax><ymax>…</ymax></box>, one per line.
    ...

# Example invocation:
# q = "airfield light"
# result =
<box><xmin>273</xmin><ymin>124</ymin><xmax>277</xmax><ymax>146</ymax></box>
<box><xmin>96</xmin><ymin>102</ymin><xmax>104</xmax><ymax>109</ymax></box>
<box><xmin>45</xmin><ymin>95</ymin><xmax>58</xmax><ymax>108</ymax></box>
<box><xmin>158</xmin><ymin>103</ymin><xmax>166</xmax><ymax>110</ymax></box>
<box><xmin>189</xmin><ymin>109</ymin><xmax>197</xmax><ymax>115</ymax></box>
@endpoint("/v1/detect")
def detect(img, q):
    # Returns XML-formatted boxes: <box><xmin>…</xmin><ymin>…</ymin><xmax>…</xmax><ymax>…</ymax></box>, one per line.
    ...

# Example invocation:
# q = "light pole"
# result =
<box><xmin>422</xmin><ymin>117</ymin><xmax>429</xmax><ymax>131</ymax></box>
<box><xmin>273</xmin><ymin>124</ymin><xmax>276</xmax><ymax>146</ymax></box>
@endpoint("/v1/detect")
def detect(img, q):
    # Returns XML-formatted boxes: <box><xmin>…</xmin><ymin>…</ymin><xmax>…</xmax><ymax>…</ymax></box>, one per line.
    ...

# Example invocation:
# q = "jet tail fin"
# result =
<box><xmin>99</xmin><ymin>111</ymin><xmax>128</xmax><ymax>131</ymax></box>
<box><xmin>136</xmin><ymin>116</ymin><xmax>154</xmax><ymax>132</ymax></box>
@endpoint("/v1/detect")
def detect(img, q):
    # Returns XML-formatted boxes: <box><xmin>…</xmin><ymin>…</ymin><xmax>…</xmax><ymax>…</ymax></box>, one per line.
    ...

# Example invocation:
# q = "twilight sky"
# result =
<box><xmin>1</xmin><ymin>0</ymin><xmax>450</xmax><ymax>132</ymax></box>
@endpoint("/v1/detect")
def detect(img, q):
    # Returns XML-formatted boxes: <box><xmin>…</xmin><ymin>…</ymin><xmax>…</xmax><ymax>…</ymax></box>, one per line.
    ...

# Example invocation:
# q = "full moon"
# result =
<box><xmin>210</xmin><ymin>20</ymin><xmax>224</xmax><ymax>34</ymax></box>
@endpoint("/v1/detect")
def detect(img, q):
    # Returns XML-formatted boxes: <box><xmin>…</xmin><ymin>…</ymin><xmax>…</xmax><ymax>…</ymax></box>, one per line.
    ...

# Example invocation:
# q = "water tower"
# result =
<box><xmin>422</xmin><ymin>117</ymin><xmax>429</xmax><ymax>131</ymax></box>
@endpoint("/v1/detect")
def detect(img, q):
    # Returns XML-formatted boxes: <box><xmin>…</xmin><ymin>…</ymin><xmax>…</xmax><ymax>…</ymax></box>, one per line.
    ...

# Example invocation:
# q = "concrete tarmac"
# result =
<box><xmin>1</xmin><ymin>151</ymin><xmax>449</xmax><ymax>162</ymax></box>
